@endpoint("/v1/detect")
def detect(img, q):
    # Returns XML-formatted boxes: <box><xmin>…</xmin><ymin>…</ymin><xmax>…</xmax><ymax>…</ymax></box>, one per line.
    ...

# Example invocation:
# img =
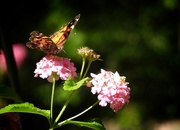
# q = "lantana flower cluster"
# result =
<box><xmin>34</xmin><ymin>55</ymin><xmax>77</xmax><ymax>82</ymax></box>
<box><xmin>0</xmin><ymin>43</ymin><xmax>27</xmax><ymax>74</ymax></box>
<box><xmin>90</xmin><ymin>69</ymin><xmax>130</xmax><ymax>112</ymax></box>
<box><xmin>77</xmin><ymin>47</ymin><xmax>100</xmax><ymax>61</ymax></box>
<box><xmin>33</xmin><ymin>47</ymin><xmax>130</xmax><ymax>113</ymax></box>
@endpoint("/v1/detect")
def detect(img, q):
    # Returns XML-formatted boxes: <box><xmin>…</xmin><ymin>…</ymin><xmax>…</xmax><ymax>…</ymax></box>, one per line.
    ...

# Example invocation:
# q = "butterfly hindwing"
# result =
<box><xmin>26</xmin><ymin>31</ymin><xmax>59</xmax><ymax>54</ymax></box>
<box><xmin>26</xmin><ymin>14</ymin><xmax>80</xmax><ymax>54</ymax></box>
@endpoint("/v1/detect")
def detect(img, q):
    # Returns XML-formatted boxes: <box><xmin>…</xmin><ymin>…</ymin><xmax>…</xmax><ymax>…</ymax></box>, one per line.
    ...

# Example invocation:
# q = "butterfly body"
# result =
<box><xmin>26</xmin><ymin>14</ymin><xmax>80</xmax><ymax>54</ymax></box>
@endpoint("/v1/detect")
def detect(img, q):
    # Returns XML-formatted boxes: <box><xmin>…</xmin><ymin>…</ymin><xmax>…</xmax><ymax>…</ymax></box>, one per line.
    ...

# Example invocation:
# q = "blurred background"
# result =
<box><xmin>0</xmin><ymin>0</ymin><xmax>179</xmax><ymax>130</ymax></box>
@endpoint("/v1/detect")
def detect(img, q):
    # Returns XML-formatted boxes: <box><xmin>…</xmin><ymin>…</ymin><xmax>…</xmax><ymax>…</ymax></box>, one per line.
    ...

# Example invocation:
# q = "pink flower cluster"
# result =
<box><xmin>0</xmin><ymin>43</ymin><xmax>27</xmax><ymax>74</ymax></box>
<box><xmin>34</xmin><ymin>55</ymin><xmax>77</xmax><ymax>82</ymax></box>
<box><xmin>90</xmin><ymin>69</ymin><xmax>130</xmax><ymax>112</ymax></box>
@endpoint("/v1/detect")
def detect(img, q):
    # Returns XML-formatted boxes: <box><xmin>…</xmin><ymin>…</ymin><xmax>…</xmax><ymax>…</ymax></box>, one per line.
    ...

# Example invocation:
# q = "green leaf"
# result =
<box><xmin>63</xmin><ymin>77</ymin><xmax>90</xmax><ymax>91</ymax></box>
<box><xmin>0</xmin><ymin>102</ymin><xmax>50</xmax><ymax>119</ymax></box>
<box><xmin>0</xmin><ymin>85</ymin><xmax>22</xmax><ymax>102</ymax></box>
<box><xmin>62</xmin><ymin>119</ymin><xmax>106</xmax><ymax>130</ymax></box>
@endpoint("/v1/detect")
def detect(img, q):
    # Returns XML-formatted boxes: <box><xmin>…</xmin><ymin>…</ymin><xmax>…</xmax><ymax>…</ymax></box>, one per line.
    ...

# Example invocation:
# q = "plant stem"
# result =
<box><xmin>58</xmin><ymin>100</ymin><xmax>100</xmax><ymax>127</ymax></box>
<box><xmin>79</xmin><ymin>57</ymin><xmax>86</xmax><ymax>79</ymax></box>
<box><xmin>55</xmin><ymin>90</ymin><xmax>76</xmax><ymax>123</ymax></box>
<box><xmin>50</xmin><ymin>77</ymin><xmax>56</xmax><ymax>123</ymax></box>
<box><xmin>0</xmin><ymin>25</ymin><xmax>20</xmax><ymax>93</ymax></box>
<box><xmin>82</xmin><ymin>60</ymin><xmax>92</xmax><ymax>79</ymax></box>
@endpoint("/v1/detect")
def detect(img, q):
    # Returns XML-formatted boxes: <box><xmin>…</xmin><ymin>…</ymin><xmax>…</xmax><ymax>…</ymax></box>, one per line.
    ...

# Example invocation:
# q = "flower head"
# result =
<box><xmin>0</xmin><ymin>43</ymin><xmax>27</xmax><ymax>74</ymax></box>
<box><xmin>77</xmin><ymin>47</ymin><xmax>101</xmax><ymax>61</ymax></box>
<box><xmin>89</xmin><ymin>69</ymin><xmax>130</xmax><ymax>112</ymax></box>
<box><xmin>34</xmin><ymin>55</ymin><xmax>77</xmax><ymax>82</ymax></box>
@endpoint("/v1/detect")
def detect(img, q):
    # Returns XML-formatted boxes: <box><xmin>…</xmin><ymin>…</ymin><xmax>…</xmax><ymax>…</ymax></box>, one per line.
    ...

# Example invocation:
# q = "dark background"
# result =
<box><xmin>0</xmin><ymin>0</ymin><xmax>179</xmax><ymax>130</ymax></box>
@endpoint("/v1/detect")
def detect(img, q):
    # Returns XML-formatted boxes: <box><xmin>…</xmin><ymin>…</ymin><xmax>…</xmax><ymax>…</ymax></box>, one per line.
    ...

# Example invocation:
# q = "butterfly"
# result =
<box><xmin>26</xmin><ymin>14</ymin><xmax>80</xmax><ymax>54</ymax></box>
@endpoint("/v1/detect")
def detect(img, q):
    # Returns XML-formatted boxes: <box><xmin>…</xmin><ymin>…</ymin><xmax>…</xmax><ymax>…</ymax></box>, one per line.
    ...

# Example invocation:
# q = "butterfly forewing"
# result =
<box><xmin>26</xmin><ymin>14</ymin><xmax>80</xmax><ymax>54</ymax></box>
<box><xmin>50</xmin><ymin>14</ymin><xmax>80</xmax><ymax>50</ymax></box>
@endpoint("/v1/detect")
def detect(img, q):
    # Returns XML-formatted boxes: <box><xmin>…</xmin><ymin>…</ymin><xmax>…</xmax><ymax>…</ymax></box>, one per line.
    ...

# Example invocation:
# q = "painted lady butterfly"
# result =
<box><xmin>26</xmin><ymin>14</ymin><xmax>80</xmax><ymax>54</ymax></box>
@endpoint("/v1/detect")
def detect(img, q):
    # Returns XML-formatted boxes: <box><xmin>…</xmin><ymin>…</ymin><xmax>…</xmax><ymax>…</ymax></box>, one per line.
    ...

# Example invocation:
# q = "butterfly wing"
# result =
<box><xmin>26</xmin><ymin>14</ymin><xmax>80</xmax><ymax>54</ymax></box>
<box><xmin>49</xmin><ymin>14</ymin><xmax>80</xmax><ymax>50</ymax></box>
<box><xmin>26</xmin><ymin>31</ymin><xmax>59</xmax><ymax>54</ymax></box>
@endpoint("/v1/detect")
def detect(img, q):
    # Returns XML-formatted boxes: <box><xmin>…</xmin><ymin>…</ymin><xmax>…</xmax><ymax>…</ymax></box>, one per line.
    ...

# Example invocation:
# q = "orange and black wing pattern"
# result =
<box><xmin>26</xmin><ymin>14</ymin><xmax>80</xmax><ymax>54</ymax></box>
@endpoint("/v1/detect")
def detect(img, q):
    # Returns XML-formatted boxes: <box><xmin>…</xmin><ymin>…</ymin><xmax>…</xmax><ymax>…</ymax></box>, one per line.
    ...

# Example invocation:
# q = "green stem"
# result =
<box><xmin>58</xmin><ymin>100</ymin><xmax>100</xmax><ymax>127</ymax></box>
<box><xmin>82</xmin><ymin>60</ymin><xmax>92</xmax><ymax>79</ymax></box>
<box><xmin>55</xmin><ymin>90</ymin><xmax>76</xmax><ymax>123</ymax></box>
<box><xmin>0</xmin><ymin>25</ymin><xmax>20</xmax><ymax>93</ymax></box>
<box><xmin>79</xmin><ymin>57</ymin><xmax>86</xmax><ymax>79</ymax></box>
<box><xmin>50</xmin><ymin>77</ymin><xmax>56</xmax><ymax>123</ymax></box>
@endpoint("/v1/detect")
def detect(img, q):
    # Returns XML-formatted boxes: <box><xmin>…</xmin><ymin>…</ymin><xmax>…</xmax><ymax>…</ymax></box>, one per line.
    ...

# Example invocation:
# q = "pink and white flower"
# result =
<box><xmin>0</xmin><ymin>43</ymin><xmax>27</xmax><ymax>74</ymax></box>
<box><xmin>34</xmin><ymin>55</ymin><xmax>77</xmax><ymax>82</ymax></box>
<box><xmin>90</xmin><ymin>69</ymin><xmax>130</xmax><ymax>112</ymax></box>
